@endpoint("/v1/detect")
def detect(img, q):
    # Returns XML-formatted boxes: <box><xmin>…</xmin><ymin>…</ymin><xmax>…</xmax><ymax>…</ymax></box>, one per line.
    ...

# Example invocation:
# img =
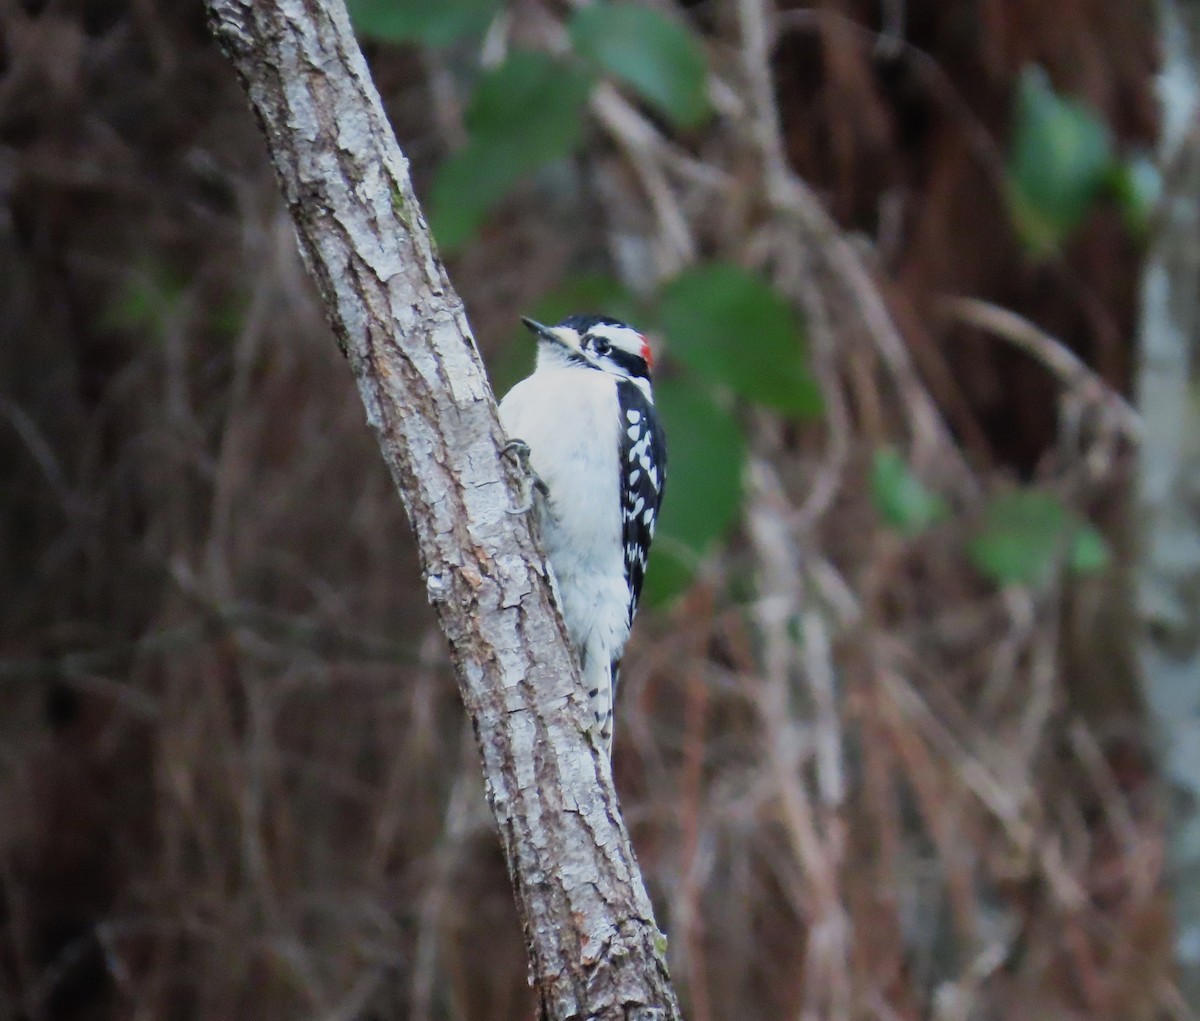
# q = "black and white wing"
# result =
<box><xmin>616</xmin><ymin>380</ymin><xmax>667</xmax><ymax>624</ymax></box>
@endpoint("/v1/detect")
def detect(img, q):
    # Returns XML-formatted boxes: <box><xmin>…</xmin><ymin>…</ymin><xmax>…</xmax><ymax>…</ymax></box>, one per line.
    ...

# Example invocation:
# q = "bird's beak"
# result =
<box><xmin>521</xmin><ymin>316</ymin><xmax>581</xmax><ymax>353</ymax></box>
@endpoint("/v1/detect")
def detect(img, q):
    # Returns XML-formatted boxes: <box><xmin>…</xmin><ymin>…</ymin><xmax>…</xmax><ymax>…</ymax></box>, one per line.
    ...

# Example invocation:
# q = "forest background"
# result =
<box><xmin>2</xmin><ymin>0</ymin><xmax>1198</xmax><ymax>1019</ymax></box>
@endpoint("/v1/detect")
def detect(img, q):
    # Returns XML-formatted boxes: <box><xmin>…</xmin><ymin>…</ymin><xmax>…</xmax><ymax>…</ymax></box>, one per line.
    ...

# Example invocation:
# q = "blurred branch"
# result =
<box><xmin>737</xmin><ymin>0</ymin><xmax>976</xmax><ymax>492</ymax></box>
<box><xmin>941</xmin><ymin>295</ymin><xmax>1142</xmax><ymax>440</ymax></box>
<box><xmin>202</xmin><ymin>2</ymin><xmax>680</xmax><ymax>1019</ymax></box>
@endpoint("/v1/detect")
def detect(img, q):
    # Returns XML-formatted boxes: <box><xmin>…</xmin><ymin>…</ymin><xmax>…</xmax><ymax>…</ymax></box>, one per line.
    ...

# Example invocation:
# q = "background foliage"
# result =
<box><xmin>0</xmin><ymin>0</ymin><xmax>1177</xmax><ymax>1019</ymax></box>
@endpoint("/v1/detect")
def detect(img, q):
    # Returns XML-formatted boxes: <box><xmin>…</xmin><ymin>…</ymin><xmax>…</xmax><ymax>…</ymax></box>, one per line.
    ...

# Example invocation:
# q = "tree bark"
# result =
<box><xmin>202</xmin><ymin>2</ymin><xmax>681</xmax><ymax>1018</ymax></box>
<box><xmin>1137</xmin><ymin>0</ymin><xmax>1200</xmax><ymax>1004</ymax></box>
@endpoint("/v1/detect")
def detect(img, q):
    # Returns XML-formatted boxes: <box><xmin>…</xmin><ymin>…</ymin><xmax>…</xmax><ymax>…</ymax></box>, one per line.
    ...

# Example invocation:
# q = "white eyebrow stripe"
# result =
<box><xmin>587</xmin><ymin>323</ymin><xmax>644</xmax><ymax>354</ymax></box>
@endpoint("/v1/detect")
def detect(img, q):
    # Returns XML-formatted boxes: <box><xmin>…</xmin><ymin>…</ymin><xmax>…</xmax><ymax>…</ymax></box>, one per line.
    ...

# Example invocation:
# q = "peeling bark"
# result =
<box><xmin>202</xmin><ymin>2</ymin><xmax>681</xmax><ymax>1018</ymax></box>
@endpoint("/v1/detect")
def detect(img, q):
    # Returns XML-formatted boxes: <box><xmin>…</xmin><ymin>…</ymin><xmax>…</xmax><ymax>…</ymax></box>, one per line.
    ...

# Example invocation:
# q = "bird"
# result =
<box><xmin>499</xmin><ymin>313</ymin><xmax>667</xmax><ymax>754</ymax></box>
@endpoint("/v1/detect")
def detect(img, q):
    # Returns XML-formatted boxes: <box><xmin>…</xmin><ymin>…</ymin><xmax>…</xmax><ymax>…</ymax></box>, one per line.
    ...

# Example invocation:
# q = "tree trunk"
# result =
<box><xmin>1136</xmin><ymin>0</ymin><xmax>1200</xmax><ymax>1003</ymax></box>
<box><xmin>202</xmin><ymin>2</ymin><xmax>681</xmax><ymax>1018</ymax></box>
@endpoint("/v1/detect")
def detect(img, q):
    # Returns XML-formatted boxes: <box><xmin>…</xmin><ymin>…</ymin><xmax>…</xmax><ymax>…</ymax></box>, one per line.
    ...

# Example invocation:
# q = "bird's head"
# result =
<box><xmin>521</xmin><ymin>313</ymin><xmax>654</xmax><ymax>383</ymax></box>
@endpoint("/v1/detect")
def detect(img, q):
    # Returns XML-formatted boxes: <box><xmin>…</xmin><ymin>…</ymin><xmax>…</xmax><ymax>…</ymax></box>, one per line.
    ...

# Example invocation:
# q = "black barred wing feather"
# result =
<box><xmin>616</xmin><ymin>380</ymin><xmax>667</xmax><ymax>623</ymax></box>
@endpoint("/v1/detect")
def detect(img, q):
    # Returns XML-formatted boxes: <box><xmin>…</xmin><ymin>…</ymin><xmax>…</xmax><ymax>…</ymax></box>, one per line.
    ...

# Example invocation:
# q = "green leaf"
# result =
<box><xmin>346</xmin><ymin>0</ymin><xmax>501</xmax><ymax>47</ymax></box>
<box><xmin>101</xmin><ymin>264</ymin><xmax>187</xmax><ymax>337</ymax></box>
<box><xmin>1106</xmin><ymin>153</ymin><xmax>1161</xmax><ymax>238</ymax></box>
<box><xmin>1069</xmin><ymin>523</ymin><xmax>1112</xmax><ymax>575</ymax></box>
<box><xmin>428</xmin><ymin>145</ymin><xmax>519</xmax><ymax>250</ymax></box>
<box><xmin>428</xmin><ymin>53</ymin><xmax>594</xmax><ymax>249</ymax></box>
<box><xmin>870</xmin><ymin>448</ymin><xmax>948</xmax><ymax>536</ymax></box>
<box><xmin>638</xmin><ymin>538</ymin><xmax>699</xmax><ymax>609</ymax></box>
<box><xmin>1008</xmin><ymin>66</ymin><xmax>1113</xmax><ymax>253</ymax></box>
<box><xmin>569</xmin><ymin>2</ymin><xmax>709</xmax><ymax>129</ymax></box>
<box><xmin>659</xmin><ymin>263</ymin><xmax>820</xmax><ymax>415</ymax></box>
<box><xmin>461</xmin><ymin>53</ymin><xmax>593</xmax><ymax>150</ymax></box>
<box><xmin>638</xmin><ymin>379</ymin><xmax>745</xmax><ymax>605</ymax></box>
<box><xmin>653</xmin><ymin>379</ymin><xmax>744</xmax><ymax>551</ymax></box>
<box><xmin>968</xmin><ymin>490</ymin><xmax>1108</xmax><ymax>587</ymax></box>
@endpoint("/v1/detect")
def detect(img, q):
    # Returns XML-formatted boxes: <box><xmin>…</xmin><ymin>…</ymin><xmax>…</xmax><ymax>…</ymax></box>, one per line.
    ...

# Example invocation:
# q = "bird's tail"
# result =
<box><xmin>581</xmin><ymin>652</ymin><xmax>617</xmax><ymax>756</ymax></box>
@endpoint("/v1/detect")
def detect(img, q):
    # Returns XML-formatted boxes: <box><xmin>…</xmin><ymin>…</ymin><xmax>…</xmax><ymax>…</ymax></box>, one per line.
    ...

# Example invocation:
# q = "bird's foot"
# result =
<box><xmin>503</xmin><ymin>438</ymin><xmax>548</xmax><ymax>514</ymax></box>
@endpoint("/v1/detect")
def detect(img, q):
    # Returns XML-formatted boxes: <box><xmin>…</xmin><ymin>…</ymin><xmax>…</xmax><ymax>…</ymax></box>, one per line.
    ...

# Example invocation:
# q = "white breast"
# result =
<box><xmin>499</xmin><ymin>367</ymin><xmax>630</xmax><ymax>661</ymax></box>
<box><xmin>500</xmin><ymin>368</ymin><xmax>620</xmax><ymax>569</ymax></box>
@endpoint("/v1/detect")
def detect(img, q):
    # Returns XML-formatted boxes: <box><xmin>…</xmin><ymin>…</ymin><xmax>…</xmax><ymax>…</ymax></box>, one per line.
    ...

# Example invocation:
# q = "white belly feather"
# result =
<box><xmin>499</xmin><ymin>368</ymin><xmax>630</xmax><ymax>747</ymax></box>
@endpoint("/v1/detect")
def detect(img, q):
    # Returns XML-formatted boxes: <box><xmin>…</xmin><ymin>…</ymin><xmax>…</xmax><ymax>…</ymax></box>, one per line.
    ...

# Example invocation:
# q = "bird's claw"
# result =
<box><xmin>503</xmin><ymin>438</ymin><xmax>531</xmax><ymax>462</ymax></box>
<box><xmin>503</xmin><ymin>438</ymin><xmax>548</xmax><ymax>514</ymax></box>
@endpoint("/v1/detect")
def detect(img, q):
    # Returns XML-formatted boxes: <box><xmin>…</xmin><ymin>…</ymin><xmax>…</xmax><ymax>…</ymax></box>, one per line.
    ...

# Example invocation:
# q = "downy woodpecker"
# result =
<box><xmin>499</xmin><ymin>314</ymin><xmax>667</xmax><ymax>754</ymax></box>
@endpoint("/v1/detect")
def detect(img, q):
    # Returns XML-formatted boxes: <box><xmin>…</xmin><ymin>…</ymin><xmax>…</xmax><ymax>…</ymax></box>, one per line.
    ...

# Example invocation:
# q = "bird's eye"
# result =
<box><xmin>592</xmin><ymin>337</ymin><xmax>611</xmax><ymax>356</ymax></box>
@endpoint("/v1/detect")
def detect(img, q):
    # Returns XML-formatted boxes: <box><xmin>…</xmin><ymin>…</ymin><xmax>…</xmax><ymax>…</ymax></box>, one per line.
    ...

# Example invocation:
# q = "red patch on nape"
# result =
<box><xmin>640</xmin><ymin>335</ymin><xmax>653</xmax><ymax>370</ymax></box>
